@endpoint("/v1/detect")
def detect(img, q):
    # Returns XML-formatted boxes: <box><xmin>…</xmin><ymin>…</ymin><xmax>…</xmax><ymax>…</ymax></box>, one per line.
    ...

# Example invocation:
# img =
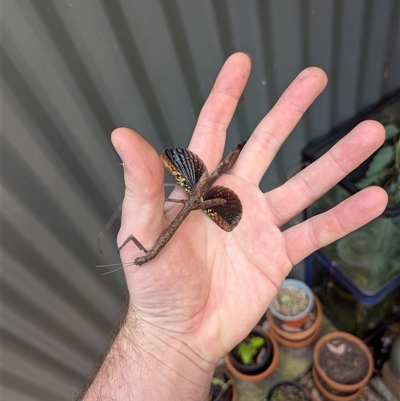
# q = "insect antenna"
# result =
<box><xmin>97</xmin><ymin>262</ymin><xmax>125</xmax><ymax>268</ymax></box>
<box><xmin>101</xmin><ymin>266</ymin><xmax>124</xmax><ymax>275</ymax></box>
<box><xmin>96</xmin><ymin>260</ymin><xmax>137</xmax><ymax>275</ymax></box>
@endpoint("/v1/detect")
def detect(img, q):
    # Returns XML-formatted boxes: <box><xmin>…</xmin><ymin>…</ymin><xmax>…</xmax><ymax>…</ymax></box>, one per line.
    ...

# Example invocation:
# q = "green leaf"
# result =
<box><xmin>237</xmin><ymin>335</ymin><xmax>266</xmax><ymax>365</ymax></box>
<box><xmin>385</xmin><ymin>123</ymin><xmax>400</xmax><ymax>140</ymax></box>
<box><xmin>358</xmin><ymin>145</ymin><xmax>397</xmax><ymax>189</ymax></box>
<box><xmin>238</xmin><ymin>342</ymin><xmax>252</xmax><ymax>365</ymax></box>
<box><xmin>365</xmin><ymin>146</ymin><xmax>395</xmax><ymax>177</ymax></box>
<box><xmin>211</xmin><ymin>377</ymin><xmax>232</xmax><ymax>391</ymax></box>
<box><xmin>250</xmin><ymin>336</ymin><xmax>265</xmax><ymax>350</ymax></box>
<box><xmin>357</xmin><ymin>171</ymin><xmax>387</xmax><ymax>188</ymax></box>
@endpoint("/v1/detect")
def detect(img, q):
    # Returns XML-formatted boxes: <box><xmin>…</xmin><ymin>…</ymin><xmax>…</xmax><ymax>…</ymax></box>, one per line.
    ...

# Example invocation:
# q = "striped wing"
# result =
<box><xmin>202</xmin><ymin>185</ymin><xmax>242</xmax><ymax>231</ymax></box>
<box><xmin>161</xmin><ymin>147</ymin><xmax>208</xmax><ymax>194</ymax></box>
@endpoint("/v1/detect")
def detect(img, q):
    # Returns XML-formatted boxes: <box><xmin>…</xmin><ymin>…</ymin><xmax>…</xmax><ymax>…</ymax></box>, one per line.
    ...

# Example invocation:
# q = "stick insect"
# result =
<box><xmin>99</xmin><ymin>143</ymin><xmax>244</xmax><ymax>268</ymax></box>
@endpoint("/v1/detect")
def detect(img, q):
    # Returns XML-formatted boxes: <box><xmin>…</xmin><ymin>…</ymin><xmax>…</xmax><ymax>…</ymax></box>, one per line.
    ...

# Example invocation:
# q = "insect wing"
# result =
<box><xmin>203</xmin><ymin>185</ymin><xmax>242</xmax><ymax>231</ymax></box>
<box><xmin>161</xmin><ymin>147</ymin><xmax>208</xmax><ymax>194</ymax></box>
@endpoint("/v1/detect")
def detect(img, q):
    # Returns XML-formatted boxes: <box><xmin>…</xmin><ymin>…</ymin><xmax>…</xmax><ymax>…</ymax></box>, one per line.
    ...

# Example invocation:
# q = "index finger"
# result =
<box><xmin>189</xmin><ymin>52</ymin><xmax>251</xmax><ymax>171</ymax></box>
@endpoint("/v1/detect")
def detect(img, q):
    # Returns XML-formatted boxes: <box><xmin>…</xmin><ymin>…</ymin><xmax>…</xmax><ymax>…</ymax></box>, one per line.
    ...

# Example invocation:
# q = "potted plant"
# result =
<box><xmin>265</xmin><ymin>380</ymin><xmax>312</xmax><ymax>401</ymax></box>
<box><xmin>267</xmin><ymin>294</ymin><xmax>322</xmax><ymax>348</ymax></box>
<box><xmin>268</xmin><ymin>279</ymin><xmax>319</xmax><ymax>347</ymax></box>
<box><xmin>225</xmin><ymin>325</ymin><xmax>279</xmax><ymax>382</ymax></box>
<box><xmin>210</xmin><ymin>366</ymin><xmax>238</xmax><ymax>401</ymax></box>
<box><xmin>312</xmin><ymin>331</ymin><xmax>374</xmax><ymax>401</ymax></box>
<box><xmin>268</xmin><ymin>279</ymin><xmax>314</xmax><ymax>327</ymax></box>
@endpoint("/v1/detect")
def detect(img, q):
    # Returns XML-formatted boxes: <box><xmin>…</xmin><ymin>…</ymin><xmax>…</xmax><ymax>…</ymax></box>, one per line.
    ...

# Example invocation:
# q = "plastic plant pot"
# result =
<box><xmin>269</xmin><ymin>279</ymin><xmax>314</xmax><ymax>327</ymax></box>
<box><xmin>267</xmin><ymin>295</ymin><xmax>322</xmax><ymax>348</ymax></box>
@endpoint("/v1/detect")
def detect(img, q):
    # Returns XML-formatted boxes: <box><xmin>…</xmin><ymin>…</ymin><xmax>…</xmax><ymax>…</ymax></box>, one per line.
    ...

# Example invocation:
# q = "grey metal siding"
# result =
<box><xmin>3</xmin><ymin>1</ymin><xmax>399</xmax><ymax>399</ymax></box>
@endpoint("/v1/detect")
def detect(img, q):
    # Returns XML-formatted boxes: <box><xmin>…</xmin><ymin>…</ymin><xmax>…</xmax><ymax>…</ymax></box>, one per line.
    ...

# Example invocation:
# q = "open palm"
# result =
<box><xmin>112</xmin><ymin>53</ymin><xmax>387</xmax><ymax>366</ymax></box>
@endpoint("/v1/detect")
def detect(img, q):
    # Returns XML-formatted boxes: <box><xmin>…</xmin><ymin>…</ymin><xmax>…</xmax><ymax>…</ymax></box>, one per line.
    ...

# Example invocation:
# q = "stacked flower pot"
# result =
<box><xmin>312</xmin><ymin>331</ymin><xmax>374</xmax><ymax>401</ymax></box>
<box><xmin>266</xmin><ymin>279</ymin><xmax>322</xmax><ymax>348</ymax></box>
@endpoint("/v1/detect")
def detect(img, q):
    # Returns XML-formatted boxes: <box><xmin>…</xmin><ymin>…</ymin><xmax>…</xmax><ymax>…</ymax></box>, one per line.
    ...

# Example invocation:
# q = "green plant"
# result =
<box><xmin>237</xmin><ymin>336</ymin><xmax>265</xmax><ymax>365</ymax></box>
<box><xmin>211</xmin><ymin>376</ymin><xmax>232</xmax><ymax>391</ymax></box>
<box><xmin>277</xmin><ymin>293</ymin><xmax>291</xmax><ymax>303</ymax></box>
<box><xmin>357</xmin><ymin>123</ymin><xmax>400</xmax><ymax>205</ymax></box>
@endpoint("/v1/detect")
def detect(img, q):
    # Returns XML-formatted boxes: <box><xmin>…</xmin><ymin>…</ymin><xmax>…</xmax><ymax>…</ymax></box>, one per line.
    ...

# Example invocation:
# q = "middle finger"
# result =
<box><xmin>231</xmin><ymin>67</ymin><xmax>327</xmax><ymax>185</ymax></box>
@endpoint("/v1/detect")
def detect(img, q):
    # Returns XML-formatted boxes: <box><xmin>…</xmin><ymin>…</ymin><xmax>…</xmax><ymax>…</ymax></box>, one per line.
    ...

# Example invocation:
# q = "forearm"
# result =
<box><xmin>79</xmin><ymin>305</ymin><xmax>215</xmax><ymax>401</ymax></box>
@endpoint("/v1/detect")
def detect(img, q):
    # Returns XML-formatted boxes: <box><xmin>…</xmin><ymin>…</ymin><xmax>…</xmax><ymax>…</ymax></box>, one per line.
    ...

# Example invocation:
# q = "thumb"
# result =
<box><xmin>111</xmin><ymin>128</ymin><xmax>166</xmax><ymax>260</ymax></box>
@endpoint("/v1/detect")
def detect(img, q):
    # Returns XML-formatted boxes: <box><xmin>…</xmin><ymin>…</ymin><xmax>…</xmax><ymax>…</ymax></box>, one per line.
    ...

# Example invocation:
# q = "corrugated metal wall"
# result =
<box><xmin>3</xmin><ymin>1</ymin><xmax>399</xmax><ymax>399</ymax></box>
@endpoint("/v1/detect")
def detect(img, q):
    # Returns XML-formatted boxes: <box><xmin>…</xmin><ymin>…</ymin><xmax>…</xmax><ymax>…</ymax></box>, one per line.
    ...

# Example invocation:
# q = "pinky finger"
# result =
<box><xmin>283</xmin><ymin>187</ymin><xmax>388</xmax><ymax>266</ymax></box>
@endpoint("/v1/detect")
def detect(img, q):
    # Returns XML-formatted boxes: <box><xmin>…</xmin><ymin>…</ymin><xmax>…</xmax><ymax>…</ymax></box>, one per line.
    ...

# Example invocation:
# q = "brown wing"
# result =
<box><xmin>161</xmin><ymin>147</ymin><xmax>208</xmax><ymax>194</ymax></box>
<box><xmin>202</xmin><ymin>185</ymin><xmax>242</xmax><ymax>231</ymax></box>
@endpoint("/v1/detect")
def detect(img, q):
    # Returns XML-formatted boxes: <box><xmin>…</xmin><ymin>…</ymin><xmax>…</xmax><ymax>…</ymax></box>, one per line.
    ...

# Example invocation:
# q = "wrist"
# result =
<box><xmin>83</xmin><ymin>306</ymin><xmax>216</xmax><ymax>401</ymax></box>
<box><xmin>134</xmin><ymin>321</ymin><xmax>215</xmax><ymax>400</ymax></box>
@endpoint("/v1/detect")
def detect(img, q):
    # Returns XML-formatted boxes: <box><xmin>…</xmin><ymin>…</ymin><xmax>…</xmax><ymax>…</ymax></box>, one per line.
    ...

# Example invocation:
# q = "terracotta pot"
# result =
<box><xmin>225</xmin><ymin>326</ymin><xmax>279</xmax><ymax>382</ymax></box>
<box><xmin>312</xmin><ymin>365</ymin><xmax>362</xmax><ymax>401</ymax></box>
<box><xmin>267</xmin><ymin>295</ymin><xmax>322</xmax><ymax>347</ymax></box>
<box><xmin>266</xmin><ymin>379</ymin><xmax>312</xmax><ymax>400</ymax></box>
<box><xmin>313</xmin><ymin>331</ymin><xmax>374</xmax><ymax>400</ymax></box>
<box><xmin>269</xmin><ymin>279</ymin><xmax>314</xmax><ymax>327</ymax></box>
<box><xmin>271</xmin><ymin>319</ymin><xmax>321</xmax><ymax>349</ymax></box>
<box><xmin>211</xmin><ymin>366</ymin><xmax>238</xmax><ymax>401</ymax></box>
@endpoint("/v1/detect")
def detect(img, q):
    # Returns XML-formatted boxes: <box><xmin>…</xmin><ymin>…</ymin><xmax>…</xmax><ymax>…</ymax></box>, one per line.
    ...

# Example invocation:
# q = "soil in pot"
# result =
<box><xmin>272</xmin><ymin>286</ymin><xmax>309</xmax><ymax>317</ymax></box>
<box><xmin>318</xmin><ymin>338</ymin><xmax>369</xmax><ymax>385</ymax></box>
<box><xmin>267</xmin><ymin>381</ymin><xmax>311</xmax><ymax>401</ymax></box>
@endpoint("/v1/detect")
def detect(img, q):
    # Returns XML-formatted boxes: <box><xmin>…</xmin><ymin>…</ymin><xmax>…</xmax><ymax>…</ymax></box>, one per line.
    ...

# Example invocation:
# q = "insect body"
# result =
<box><xmin>118</xmin><ymin>143</ymin><xmax>244</xmax><ymax>266</ymax></box>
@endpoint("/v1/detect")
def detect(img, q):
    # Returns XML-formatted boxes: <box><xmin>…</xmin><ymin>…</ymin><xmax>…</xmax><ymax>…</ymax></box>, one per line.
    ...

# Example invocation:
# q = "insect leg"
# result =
<box><xmin>118</xmin><ymin>234</ymin><xmax>149</xmax><ymax>254</ymax></box>
<box><xmin>165</xmin><ymin>198</ymin><xmax>186</xmax><ymax>204</ymax></box>
<box><xmin>206</xmin><ymin>142</ymin><xmax>245</xmax><ymax>188</ymax></box>
<box><xmin>194</xmin><ymin>198</ymin><xmax>227</xmax><ymax>209</ymax></box>
<box><xmin>97</xmin><ymin>204</ymin><xmax>123</xmax><ymax>254</ymax></box>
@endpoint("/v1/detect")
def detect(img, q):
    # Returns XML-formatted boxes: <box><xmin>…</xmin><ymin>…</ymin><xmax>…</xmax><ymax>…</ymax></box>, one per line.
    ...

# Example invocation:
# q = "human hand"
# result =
<box><xmin>109</xmin><ymin>52</ymin><xmax>387</xmax><ymax>395</ymax></box>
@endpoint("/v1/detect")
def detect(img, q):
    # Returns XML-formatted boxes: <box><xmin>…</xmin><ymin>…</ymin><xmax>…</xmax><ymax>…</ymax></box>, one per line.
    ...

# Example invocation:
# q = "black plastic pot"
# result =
<box><xmin>228</xmin><ymin>326</ymin><xmax>273</xmax><ymax>376</ymax></box>
<box><xmin>225</xmin><ymin>326</ymin><xmax>279</xmax><ymax>382</ymax></box>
